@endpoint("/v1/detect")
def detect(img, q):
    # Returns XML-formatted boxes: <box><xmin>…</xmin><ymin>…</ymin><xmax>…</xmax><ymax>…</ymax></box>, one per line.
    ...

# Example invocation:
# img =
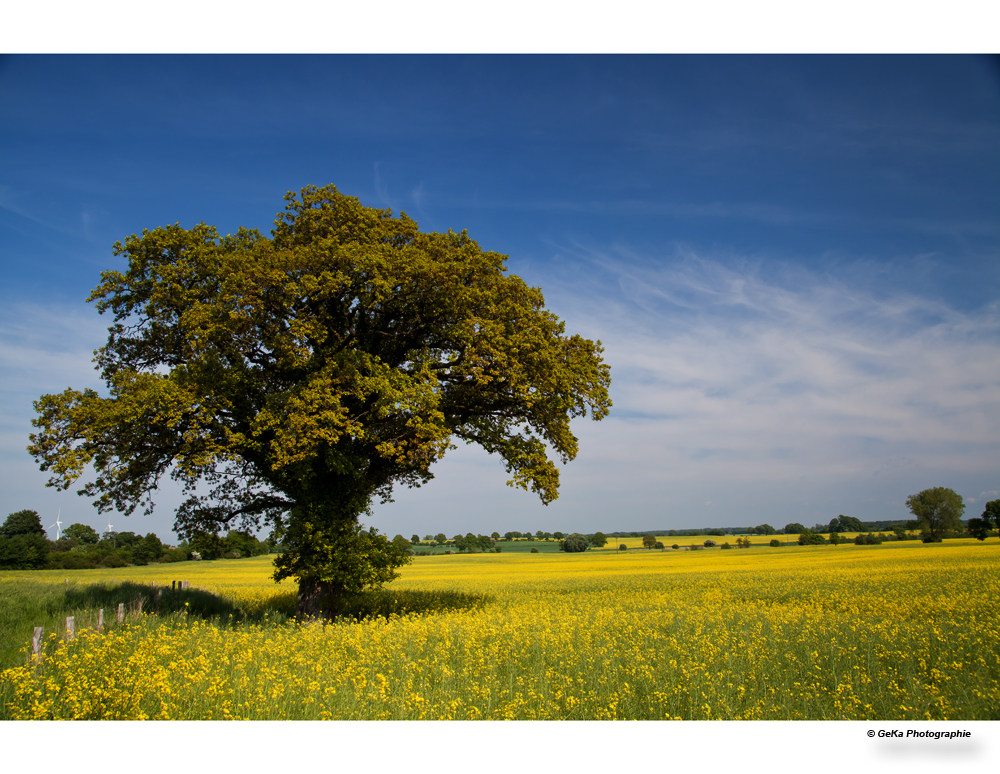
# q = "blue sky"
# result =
<box><xmin>1</xmin><ymin>55</ymin><xmax>998</xmax><ymax>542</ymax></box>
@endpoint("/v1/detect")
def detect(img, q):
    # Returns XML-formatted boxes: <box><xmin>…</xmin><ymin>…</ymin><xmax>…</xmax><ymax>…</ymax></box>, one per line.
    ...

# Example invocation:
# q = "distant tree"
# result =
<box><xmin>968</xmin><ymin>500</ymin><xmax>1000</xmax><ymax>541</ymax></box>
<box><xmin>491</xmin><ymin>532</ymin><xmax>500</xmax><ymax>540</ymax></box>
<box><xmin>189</xmin><ymin>531</ymin><xmax>226</xmax><ymax>559</ymax></box>
<box><xmin>477</xmin><ymin>534</ymin><xmax>493</xmax><ymax>552</ymax></box>
<box><xmin>671</xmin><ymin>544</ymin><xmax>679</xmax><ymax>550</ymax></box>
<box><xmin>642</xmin><ymin>534</ymin><xmax>656</xmax><ymax>549</ymax></box>
<box><xmin>411</xmin><ymin>534</ymin><xmax>420</xmax><ymax>544</ymax></box>
<box><xmin>552</xmin><ymin>531</ymin><xmax>564</xmax><ymax>540</ymax></box>
<box><xmin>63</xmin><ymin>523</ymin><xmax>100</xmax><ymax>544</ymax></box>
<box><xmin>703</xmin><ymin>539</ymin><xmax>716</xmax><ymax>548</ymax></box>
<box><xmin>142</xmin><ymin>532</ymin><xmax>166</xmax><ymax>559</ymax></box>
<box><xmin>967</xmin><ymin>518</ymin><xmax>991</xmax><ymax>541</ymax></box>
<box><xmin>835</xmin><ymin>515</ymin><xmax>865</xmax><ymax>533</ymax></box>
<box><xmin>224</xmin><ymin>529</ymin><xmax>266</xmax><ymax>557</ymax></box>
<box><xmin>392</xmin><ymin>535</ymin><xmax>413</xmax><ymax>552</ymax></box>
<box><xmin>115</xmin><ymin>531</ymin><xmax>143</xmax><ymax>549</ymax></box>
<box><xmin>618</xmin><ymin>544</ymin><xmax>627</xmax><ymax>551</ymax></box>
<box><xmin>654</xmin><ymin>541</ymin><xmax>664</xmax><ymax>550</ymax></box>
<box><xmin>0</xmin><ymin>510</ymin><xmax>50</xmax><ymax>569</ymax></box>
<box><xmin>503</xmin><ymin>531</ymin><xmax>515</xmax><ymax>540</ymax></box>
<box><xmin>906</xmin><ymin>487</ymin><xmax>964</xmax><ymax>543</ymax></box>
<box><xmin>892</xmin><ymin>526</ymin><xmax>907</xmax><ymax>541</ymax></box>
<box><xmin>1</xmin><ymin>510</ymin><xmax>47</xmax><ymax>539</ymax></box>
<box><xmin>530</xmin><ymin>547</ymin><xmax>539</xmax><ymax>553</ymax></box>
<box><xmin>435</xmin><ymin>533</ymin><xmax>447</xmax><ymax>546</ymax></box>
<box><xmin>667</xmin><ymin>529</ymin><xmax>678</xmax><ymax>537</ymax></box>
<box><xmin>798</xmin><ymin>529</ymin><xmax>825</xmax><ymax>546</ymax></box>
<box><xmin>829</xmin><ymin>531</ymin><xmax>841</xmax><ymax>546</ymax></box>
<box><xmin>784</xmin><ymin>523</ymin><xmax>806</xmax><ymax>535</ymax></box>
<box><xmin>562</xmin><ymin>533</ymin><xmax>589</xmax><ymax>553</ymax></box>
<box><xmin>536</xmin><ymin>530</ymin><xmax>545</xmax><ymax>539</ymax></box>
<box><xmin>753</xmin><ymin>524</ymin><xmax>776</xmax><ymax>535</ymax></box>
<box><xmin>769</xmin><ymin>539</ymin><xmax>782</xmax><ymax>547</ymax></box>
<box><xmin>590</xmin><ymin>531</ymin><xmax>607</xmax><ymax>548</ymax></box>
<box><xmin>423</xmin><ymin>534</ymin><xmax>434</xmax><ymax>541</ymax></box>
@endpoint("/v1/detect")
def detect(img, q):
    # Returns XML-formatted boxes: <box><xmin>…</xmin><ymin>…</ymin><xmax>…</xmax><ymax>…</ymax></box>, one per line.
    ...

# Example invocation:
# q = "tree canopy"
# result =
<box><xmin>28</xmin><ymin>185</ymin><xmax>611</xmax><ymax>618</ymax></box>
<box><xmin>906</xmin><ymin>487</ymin><xmax>964</xmax><ymax>543</ymax></box>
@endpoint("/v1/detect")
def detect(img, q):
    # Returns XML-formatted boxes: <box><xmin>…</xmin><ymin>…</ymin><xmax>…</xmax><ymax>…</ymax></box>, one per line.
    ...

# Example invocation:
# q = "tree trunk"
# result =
<box><xmin>296</xmin><ymin>578</ymin><xmax>345</xmax><ymax>621</ymax></box>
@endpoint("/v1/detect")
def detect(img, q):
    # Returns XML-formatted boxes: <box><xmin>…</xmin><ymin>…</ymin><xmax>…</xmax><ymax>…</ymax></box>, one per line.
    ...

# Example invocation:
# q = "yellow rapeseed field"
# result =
<box><xmin>2</xmin><ymin>540</ymin><xmax>998</xmax><ymax>720</ymax></box>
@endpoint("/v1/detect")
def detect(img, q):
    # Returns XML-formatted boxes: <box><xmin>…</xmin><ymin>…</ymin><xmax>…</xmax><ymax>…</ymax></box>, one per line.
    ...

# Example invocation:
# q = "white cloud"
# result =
<box><xmin>481</xmin><ymin>246</ymin><xmax>1000</xmax><ymax>529</ymax></box>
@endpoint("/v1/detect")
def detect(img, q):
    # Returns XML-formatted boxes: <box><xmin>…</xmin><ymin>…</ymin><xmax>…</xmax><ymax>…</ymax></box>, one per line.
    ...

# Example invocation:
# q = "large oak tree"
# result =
<box><xmin>29</xmin><ymin>185</ymin><xmax>612</xmax><ymax>617</ymax></box>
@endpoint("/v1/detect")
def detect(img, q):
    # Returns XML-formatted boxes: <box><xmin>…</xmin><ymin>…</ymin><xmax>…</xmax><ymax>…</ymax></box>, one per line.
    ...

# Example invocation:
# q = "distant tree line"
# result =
<box><xmin>0</xmin><ymin>509</ymin><xmax>273</xmax><ymax>570</ymax></box>
<box><xmin>400</xmin><ymin>530</ymin><xmax>610</xmax><ymax>554</ymax></box>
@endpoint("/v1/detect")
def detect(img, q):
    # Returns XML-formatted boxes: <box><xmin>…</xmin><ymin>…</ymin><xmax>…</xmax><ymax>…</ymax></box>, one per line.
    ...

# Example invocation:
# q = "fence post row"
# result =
<box><xmin>27</xmin><ymin>580</ymin><xmax>193</xmax><ymax>661</ymax></box>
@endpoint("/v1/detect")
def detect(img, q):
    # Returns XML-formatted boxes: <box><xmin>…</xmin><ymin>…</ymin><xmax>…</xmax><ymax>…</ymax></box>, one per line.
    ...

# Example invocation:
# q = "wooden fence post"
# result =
<box><xmin>32</xmin><ymin>627</ymin><xmax>43</xmax><ymax>661</ymax></box>
<box><xmin>117</xmin><ymin>603</ymin><xmax>124</xmax><ymax>623</ymax></box>
<box><xmin>98</xmin><ymin>609</ymin><xmax>104</xmax><ymax>629</ymax></box>
<box><xmin>66</xmin><ymin>616</ymin><xmax>74</xmax><ymax>639</ymax></box>
<box><xmin>172</xmin><ymin>580</ymin><xmax>176</xmax><ymax>591</ymax></box>
<box><xmin>137</xmin><ymin>596</ymin><xmax>143</xmax><ymax>615</ymax></box>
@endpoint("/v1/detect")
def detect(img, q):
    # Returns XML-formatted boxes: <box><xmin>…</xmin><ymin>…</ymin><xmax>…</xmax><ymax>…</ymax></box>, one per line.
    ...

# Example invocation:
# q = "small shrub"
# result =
<box><xmin>530</xmin><ymin>547</ymin><xmax>539</xmax><ymax>553</ymax></box>
<box><xmin>671</xmin><ymin>544</ymin><xmax>679</xmax><ymax>550</ymax></box>
<box><xmin>703</xmin><ymin>539</ymin><xmax>716</xmax><ymax>548</ymax></box>
<box><xmin>770</xmin><ymin>539</ymin><xmax>782</xmax><ymax>547</ymax></box>
<box><xmin>618</xmin><ymin>544</ymin><xmax>627</xmax><ymax>551</ymax></box>
<box><xmin>720</xmin><ymin>542</ymin><xmax>732</xmax><ymax>549</ymax></box>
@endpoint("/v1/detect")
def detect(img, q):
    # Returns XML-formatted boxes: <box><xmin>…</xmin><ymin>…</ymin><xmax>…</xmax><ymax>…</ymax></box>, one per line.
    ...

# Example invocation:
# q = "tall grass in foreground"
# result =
<box><xmin>1</xmin><ymin>542</ymin><xmax>998</xmax><ymax>720</ymax></box>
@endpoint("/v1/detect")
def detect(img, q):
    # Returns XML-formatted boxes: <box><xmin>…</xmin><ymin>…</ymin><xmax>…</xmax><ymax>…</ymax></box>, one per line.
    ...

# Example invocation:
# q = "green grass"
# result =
<box><xmin>0</xmin><ymin>579</ymin><xmax>292</xmax><ymax>670</ymax></box>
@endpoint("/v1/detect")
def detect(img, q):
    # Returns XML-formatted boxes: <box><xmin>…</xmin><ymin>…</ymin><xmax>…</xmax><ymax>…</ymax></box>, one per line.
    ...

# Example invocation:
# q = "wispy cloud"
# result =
<box><xmin>514</xmin><ymin>246</ymin><xmax>1000</xmax><ymax>520</ymax></box>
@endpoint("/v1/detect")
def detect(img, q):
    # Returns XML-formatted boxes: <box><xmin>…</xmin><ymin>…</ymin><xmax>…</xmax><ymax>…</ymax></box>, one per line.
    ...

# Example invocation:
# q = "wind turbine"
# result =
<box><xmin>47</xmin><ymin>509</ymin><xmax>63</xmax><ymax>540</ymax></box>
